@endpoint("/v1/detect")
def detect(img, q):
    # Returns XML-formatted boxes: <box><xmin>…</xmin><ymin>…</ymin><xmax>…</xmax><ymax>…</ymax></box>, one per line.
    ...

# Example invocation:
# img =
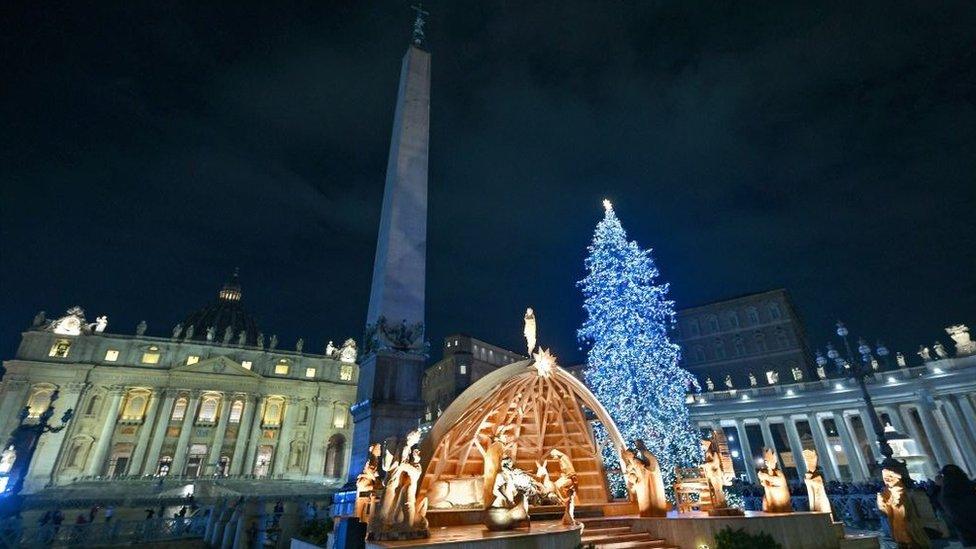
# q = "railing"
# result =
<box><xmin>0</xmin><ymin>516</ymin><xmax>207</xmax><ymax>548</ymax></box>
<box><xmin>742</xmin><ymin>494</ymin><xmax>881</xmax><ymax>528</ymax></box>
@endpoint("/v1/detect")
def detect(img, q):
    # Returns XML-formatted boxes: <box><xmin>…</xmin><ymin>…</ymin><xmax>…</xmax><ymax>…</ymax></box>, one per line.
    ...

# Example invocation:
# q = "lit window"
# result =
<box><xmin>241</xmin><ymin>360</ymin><xmax>253</xmax><ymax>370</ymax></box>
<box><xmin>26</xmin><ymin>389</ymin><xmax>54</xmax><ymax>418</ymax></box>
<box><xmin>104</xmin><ymin>349</ymin><xmax>120</xmax><ymax>362</ymax></box>
<box><xmin>274</xmin><ymin>360</ymin><xmax>289</xmax><ymax>375</ymax></box>
<box><xmin>49</xmin><ymin>339</ymin><xmax>72</xmax><ymax>358</ymax></box>
<box><xmin>333</xmin><ymin>403</ymin><xmax>348</xmax><ymax>429</ymax></box>
<box><xmin>141</xmin><ymin>346</ymin><xmax>161</xmax><ymax>364</ymax></box>
<box><xmin>305</xmin><ymin>367</ymin><xmax>316</xmax><ymax>378</ymax></box>
<box><xmin>171</xmin><ymin>397</ymin><xmax>188</xmax><ymax>421</ymax></box>
<box><xmin>186</xmin><ymin>355</ymin><xmax>200</xmax><ymax>365</ymax></box>
<box><xmin>229</xmin><ymin>401</ymin><xmax>244</xmax><ymax>423</ymax></box>
<box><xmin>122</xmin><ymin>392</ymin><xmax>149</xmax><ymax>421</ymax></box>
<box><xmin>263</xmin><ymin>397</ymin><xmax>283</xmax><ymax>426</ymax></box>
<box><xmin>459</xmin><ymin>364</ymin><xmax>467</xmax><ymax>374</ymax></box>
<box><xmin>197</xmin><ymin>396</ymin><xmax>219</xmax><ymax>423</ymax></box>
<box><xmin>339</xmin><ymin>364</ymin><xmax>353</xmax><ymax>381</ymax></box>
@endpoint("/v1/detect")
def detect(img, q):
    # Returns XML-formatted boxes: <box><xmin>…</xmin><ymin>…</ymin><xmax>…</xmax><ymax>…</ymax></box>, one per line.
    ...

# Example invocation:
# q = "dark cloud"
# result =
<box><xmin>2</xmin><ymin>1</ymin><xmax>974</xmax><ymax>363</ymax></box>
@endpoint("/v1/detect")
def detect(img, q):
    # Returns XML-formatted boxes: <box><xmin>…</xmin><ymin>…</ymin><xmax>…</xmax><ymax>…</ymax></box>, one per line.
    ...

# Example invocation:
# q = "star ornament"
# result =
<box><xmin>532</xmin><ymin>348</ymin><xmax>557</xmax><ymax>377</ymax></box>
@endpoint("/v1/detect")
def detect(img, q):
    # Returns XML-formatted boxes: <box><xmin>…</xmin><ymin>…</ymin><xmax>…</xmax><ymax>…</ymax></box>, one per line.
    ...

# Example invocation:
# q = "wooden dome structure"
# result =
<box><xmin>419</xmin><ymin>353</ymin><xmax>626</xmax><ymax>506</ymax></box>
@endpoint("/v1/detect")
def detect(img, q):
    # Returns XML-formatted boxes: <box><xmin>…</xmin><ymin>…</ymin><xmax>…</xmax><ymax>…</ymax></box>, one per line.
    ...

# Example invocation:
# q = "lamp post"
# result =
<box><xmin>828</xmin><ymin>322</ymin><xmax>898</xmax><ymax>473</ymax></box>
<box><xmin>0</xmin><ymin>389</ymin><xmax>74</xmax><ymax>517</ymax></box>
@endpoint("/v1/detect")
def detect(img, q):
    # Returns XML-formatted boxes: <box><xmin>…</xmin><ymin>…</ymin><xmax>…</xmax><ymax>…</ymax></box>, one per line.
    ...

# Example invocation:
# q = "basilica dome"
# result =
<box><xmin>181</xmin><ymin>270</ymin><xmax>260</xmax><ymax>346</ymax></box>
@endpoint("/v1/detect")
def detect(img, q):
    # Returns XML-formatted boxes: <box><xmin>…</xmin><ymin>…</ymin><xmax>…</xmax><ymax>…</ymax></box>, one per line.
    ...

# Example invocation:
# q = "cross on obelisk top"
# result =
<box><xmin>411</xmin><ymin>4</ymin><xmax>429</xmax><ymax>47</ymax></box>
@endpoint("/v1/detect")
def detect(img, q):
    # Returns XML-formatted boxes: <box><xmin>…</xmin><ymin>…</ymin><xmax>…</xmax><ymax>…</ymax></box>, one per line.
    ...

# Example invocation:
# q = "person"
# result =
<box><xmin>88</xmin><ymin>504</ymin><xmax>99</xmax><ymax>522</ymax></box>
<box><xmin>145</xmin><ymin>509</ymin><xmax>155</xmax><ymax>520</ymax></box>
<box><xmin>104</xmin><ymin>505</ymin><xmax>114</xmax><ymax>522</ymax></box>
<box><xmin>937</xmin><ymin>464</ymin><xmax>976</xmax><ymax>546</ymax></box>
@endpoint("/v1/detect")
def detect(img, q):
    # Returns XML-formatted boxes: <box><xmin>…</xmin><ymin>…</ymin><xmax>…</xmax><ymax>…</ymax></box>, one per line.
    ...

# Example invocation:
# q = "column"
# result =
<box><xmin>171</xmin><ymin>392</ymin><xmax>201</xmax><ymax>474</ymax></box>
<box><xmin>127</xmin><ymin>392</ymin><xmax>160</xmax><ymax>475</ymax></box>
<box><xmin>272</xmin><ymin>397</ymin><xmax>299</xmax><ymax>477</ymax></box>
<box><xmin>898</xmin><ymin>404</ymin><xmax>938</xmax><ymax>479</ymax></box>
<box><xmin>243</xmin><ymin>396</ymin><xmax>266</xmax><ymax>476</ymax></box>
<box><xmin>833</xmin><ymin>411</ymin><xmax>867</xmax><ymax>481</ymax></box>
<box><xmin>85</xmin><ymin>388</ymin><xmax>124</xmax><ymax>476</ymax></box>
<box><xmin>954</xmin><ymin>394</ymin><xmax>976</xmax><ymax>437</ymax></box>
<box><xmin>306</xmin><ymin>397</ymin><xmax>331</xmax><ymax>478</ymax></box>
<box><xmin>935</xmin><ymin>398</ymin><xmax>976</xmax><ymax>474</ymax></box>
<box><xmin>759</xmin><ymin>418</ymin><xmax>775</xmax><ymax>452</ymax></box>
<box><xmin>913</xmin><ymin>398</ymin><xmax>952</xmax><ymax>469</ymax></box>
<box><xmin>808</xmin><ymin>413</ymin><xmax>840</xmax><ymax>481</ymax></box>
<box><xmin>784</xmin><ymin>417</ymin><xmax>807</xmax><ymax>477</ymax></box>
<box><xmin>142</xmin><ymin>390</ymin><xmax>177</xmax><ymax>475</ymax></box>
<box><xmin>733</xmin><ymin>419</ymin><xmax>759</xmax><ymax>483</ymax></box>
<box><xmin>230</xmin><ymin>395</ymin><xmax>258</xmax><ymax>476</ymax></box>
<box><xmin>857</xmin><ymin>408</ymin><xmax>882</xmax><ymax>462</ymax></box>
<box><xmin>26</xmin><ymin>382</ymin><xmax>85</xmax><ymax>487</ymax></box>
<box><xmin>207</xmin><ymin>395</ymin><xmax>233</xmax><ymax>474</ymax></box>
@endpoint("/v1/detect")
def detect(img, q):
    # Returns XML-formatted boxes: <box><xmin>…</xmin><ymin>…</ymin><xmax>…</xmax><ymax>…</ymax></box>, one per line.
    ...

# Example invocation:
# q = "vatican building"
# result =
<box><xmin>1</xmin><ymin>273</ymin><xmax>358</xmax><ymax>496</ymax></box>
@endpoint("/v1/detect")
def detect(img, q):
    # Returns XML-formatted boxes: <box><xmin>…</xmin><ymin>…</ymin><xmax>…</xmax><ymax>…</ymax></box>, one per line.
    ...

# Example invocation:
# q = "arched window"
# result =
<box><xmin>714</xmin><ymin>339</ymin><xmax>726</xmax><ymax>360</ymax></box>
<box><xmin>324</xmin><ymin>435</ymin><xmax>345</xmax><ymax>478</ymax></box>
<box><xmin>693</xmin><ymin>346</ymin><xmax>706</xmax><ymax>363</ymax></box>
<box><xmin>65</xmin><ymin>437</ymin><xmax>93</xmax><ymax>469</ymax></box>
<box><xmin>299</xmin><ymin>405</ymin><xmax>309</xmax><ymax>425</ymax></box>
<box><xmin>746</xmin><ymin>307</ymin><xmax>760</xmax><ymax>325</ymax></box>
<box><xmin>26</xmin><ymin>387</ymin><xmax>54</xmax><ymax>419</ymax></box>
<box><xmin>706</xmin><ymin>315</ymin><xmax>720</xmax><ymax>333</ymax></box>
<box><xmin>775</xmin><ymin>328</ymin><xmax>790</xmax><ymax>349</ymax></box>
<box><xmin>197</xmin><ymin>395</ymin><xmax>219</xmax><ymax>423</ymax></box>
<box><xmin>332</xmin><ymin>402</ymin><xmax>348</xmax><ymax>429</ymax></box>
<box><xmin>726</xmin><ymin>311</ymin><xmax>740</xmax><ymax>329</ymax></box>
<box><xmin>688</xmin><ymin>319</ymin><xmax>700</xmax><ymax>337</ymax></box>
<box><xmin>171</xmin><ymin>397</ymin><xmax>188</xmax><ymax>421</ymax></box>
<box><xmin>733</xmin><ymin>336</ymin><xmax>745</xmax><ymax>356</ymax></box>
<box><xmin>754</xmin><ymin>332</ymin><xmax>767</xmax><ymax>352</ymax></box>
<box><xmin>85</xmin><ymin>394</ymin><xmax>102</xmax><ymax>416</ymax></box>
<box><xmin>768</xmin><ymin>302</ymin><xmax>782</xmax><ymax>320</ymax></box>
<box><xmin>229</xmin><ymin>400</ymin><xmax>244</xmax><ymax>423</ymax></box>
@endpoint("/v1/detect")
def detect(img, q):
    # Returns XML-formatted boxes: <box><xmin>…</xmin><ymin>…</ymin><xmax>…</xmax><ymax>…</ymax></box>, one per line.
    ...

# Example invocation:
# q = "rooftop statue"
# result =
<box><xmin>296</xmin><ymin>338</ymin><xmax>304</xmax><ymax>353</ymax></box>
<box><xmin>32</xmin><ymin>311</ymin><xmax>46</xmax><ymax>328</ymax></box>
<box><xmin>933</xmin><ymin>341</ymin><xmax>948</xmax><ymax>359</ymax></box>
<box><xmin>256</xmin><ymin>332</ymin><xmax>264</xmax><ymax>349</ymax></box>
<box><xmin>185</xmin><ymin>325</ymin><xmax>195</xmax><ymax>340</ymax></box>
<box><xmin>93</xmin><ymin>315</ymin><xmax>108</xmax><ymax>333</ymax></box>
<box><xmin>222</xmin><ymin>326</ymin><xmax>233</xmax><ymax>345</ymax></box>
<box><xmin>172</xmin><ymin>323</ymin><xmax>183</xmax><ymax>339</ymax></box>
<box><xmin>269</xmin><ymin>334</ymin><xmax>278</xmax><ymax>351</ymax></box>
<box><xmin>237</xmin><ymin>330</ymin><xmax>247</xmax><ymax>346</ymax></box>
<box><xmin>339</xmin><ymin>338</ymin><xmax>357</xmax><ymax>363</ymax></box>
<box><xmin>325</xmin><ymin>340</ymin><xmax>336</xmax><ymax>358</ymax></box>
<box><xmin>523</xmin><ymin>307</ymin><xmax>536</xmax><ymax>356</ymax></box>
<box><xmin>946</xmin><ymin>324</ymin><xmax>975</xmax><ymax>356</ymax></box>
<box><xmin>50</xmin><ymin>307</ymin><xmax>87</xmax><ymax>336</ymax></box>
<box><xmin>206</xmin><ymin>326</ymin><xmax>215</xmax><ymax>342</ymax></box>
<box><xmin>918</xmin><ymin>345</ymin><xmax>931</xmax><ymax>361</ymax></box>
<box><xmin>135</xmin><ymin>320</ymin><xmax>147</xmax><ymax>336</ymax></box>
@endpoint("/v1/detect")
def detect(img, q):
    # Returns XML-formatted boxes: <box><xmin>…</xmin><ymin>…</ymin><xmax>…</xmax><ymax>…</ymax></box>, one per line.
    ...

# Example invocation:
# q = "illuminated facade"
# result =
<box><xmin>0</xmin><ymin>275</ymin><xmax>357</xmax><ymax>493</ymax></box>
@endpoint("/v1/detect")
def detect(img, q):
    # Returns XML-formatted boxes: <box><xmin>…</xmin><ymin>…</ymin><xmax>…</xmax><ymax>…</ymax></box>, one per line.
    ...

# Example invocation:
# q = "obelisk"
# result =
<box><xmin>349</xmin><ymin>7</ymin><xmax>430</xmax><ymax>482</ymax></box>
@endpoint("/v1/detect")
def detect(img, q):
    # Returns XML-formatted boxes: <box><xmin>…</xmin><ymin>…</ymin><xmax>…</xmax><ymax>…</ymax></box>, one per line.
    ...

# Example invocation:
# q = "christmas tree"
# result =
<box><xmin>578</xmin><ymin>199</ymin><xmax>701</xmax><ymax>489</ymax></box>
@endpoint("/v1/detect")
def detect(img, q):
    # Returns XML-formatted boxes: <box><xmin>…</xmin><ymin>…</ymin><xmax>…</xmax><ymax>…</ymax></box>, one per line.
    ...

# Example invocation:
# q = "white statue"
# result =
<box><xmin>917</xmin><ymin>346</ymin><xmax>931</xmax><ymax>361</ymax></box>
<box><xmin>256</xmin><ymin>332</ymin><xmax>264</xmax><ymax>349</ymax></box>
<box><xmin>32</xmin><ymin>311</ymin><xmax>46</xmax><ymax>327</ymax></box>
<box><xmin>817</xmin><ymin>364</ymin><xmax>827</xmax><ymax>379</ymax></box>
<box><xmin>933</xmin><ymin>341</ymin><xmax>948</xmax><ymax>359</ymax></box>
<box><xmin>792</xmin><ymin>367</ymin><xmax>803</xmax><ymax>381</ymax></box>
<box><xmin>705</xmin><ymin>377</ymin><xmax>714</xmax><ymax>391</ymax></box>
<box><xmin>296</xmin><ymin>338</ymin><xmax>304</xmax><ymax>353</ymax></box>
<box><xmin>222</xmin><ymin>326</ymin><xmax>233</xmax><ymax>344</ymax></box>
<box><xmin>185</xmin><ymin>325</ymin><xmax>195</xmax><ymax>339</ymax></box>
<box><xmin>946</xmin><ymin>324</ymin><xmax>975</xmax><ymax>356</ymax></box>
<box><xmin>339</xmin><ymin>338</ymin><xmax>357</xmax><ymax>363</ymax></box>
<box><xmin>206</xmin><ymin>326</ymin><xmax>216</xmax><ymax>342</ymax></box>
<box><xmin>325</xmin><ymin>340</ymin><xmax>336</xmax><ymax>358</ymax></box>
<box><xmin>237</xmin><ymin>330</ymin><xmax>247</xmax><ymax>346</ymax></box>
<box><xmin>269</xmin><ymin>334</ymin><xmax>278</xmax><ymax>350</ymax></box>
<box><xmin>523</xmin><ymin>307</ymin><xmax>536</xmax><ymax>356</ymax></box>
<box><xmin>172</xmin><ymin>323</ymin><xmax>183</xmax><ymax>339</ymax></box>
<box><xmin>748</xmin><ymin>372</ymin><xmax>757</xmax><ymax>387</ymax></box>
<box><xmin>767</xmin><ymin>371</ymin><xmax>779</xmax><ymax>384</ymax></box>
<box><xmin>724</xmin><ymin>375</ymin><xmax>733</xmax><ymax>389</ymax></box>
<box><xmin>94</xmin><ymin>315</ymin><xmax>108</xmax><ymax>333</ymax></box>
<box><xmin>896</xmin><ymin>352</ymin><xmax>907</xmax><ymax>367</ymax></box>
<box><xmin>135</xmin><ymin>320</ymin><xmax>147</xmax><ymax>336</ymax></box>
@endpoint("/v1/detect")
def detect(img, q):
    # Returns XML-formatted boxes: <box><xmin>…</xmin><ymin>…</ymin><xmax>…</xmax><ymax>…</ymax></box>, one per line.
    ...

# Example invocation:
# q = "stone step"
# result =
<box><xmin>590</xmin><ymin>538</ymin><xmax>674</xmax><ymax>549</ymax></box>
<box><xmin>581</xmin><ymin>526</ymin><xmax>634</xmax><ymax>537</ymax></box>
<box><xmin>582</xmin><ymin>532</ymin><xmax>651</xmax><ymax>544</ymax></box>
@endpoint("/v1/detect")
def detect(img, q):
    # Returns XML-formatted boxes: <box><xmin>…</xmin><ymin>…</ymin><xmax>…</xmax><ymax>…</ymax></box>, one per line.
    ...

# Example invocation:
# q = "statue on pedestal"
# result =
<box><xmin>705</xmin><ymin>377</ymin><xmax>714</xmax><ymax>391</ymax></box>
<box><xmin>802</xmin><ymin>450</ymin><xmax>832</xmax><ymax>517</ymax></box>
<box><xmin>136</xmin><ymin>320</ymin><xmax>147</xmax><ymax>336</ymax></box>
<box><xmin>339</xmin><ymin>338</ymin><xmax>357</xmax><ymax>363</ymax></box>
<box><xmin>237</xmin><ymin>330</ymin><xmax>247</xmax><ymax>346</ymax></box>
<box><xmin>748</xmin><ymin>372</ymin><xmax>758</xmax><ymax>387</ymax></box>
<box><xmin>32</xmin><ymin>311</ymin><xmax>46</xmax><ymax>328</ymax></box>
<box><xmin>185</xmin><ymin>325</ymin><xmax>195</xmax><ymax>340</ymax></box>
<box><xmin>946</xmin><ymin>324</ymin><xmax>975</xmax><ymax>356</ymax></box>
<box><xmin>877</xmin><ymin>461</ymin><xmax>930</xmax><ymax>548</ymax></box>
<box><xmin>94</xmin><ymin>315</ymin><xmax>108</xmax><ymax>333</ymax></box>
<box><xmin>757</xmin><ymin>448</ymin><xmax>791</xmax><ymax>513</ymax></box>
<box><xmin>932</xmin><ymin>341</ymin><xmax>948</xmax><ymax>359</ymax></box>
<box><xmin>296</xmin><ymin>338</ymin><xmax>304</xmax><ymax>353</ymax></box>
<box><xmin>256</xmin><ymin>332</ymin><xmax>264</xmax><ymax>349</ymax></box>
<box><xmin>725</xmin><ymin>375</ymin><xmax>734</xmax><ymax>389</ymax></box>
<box><xmin>269</xmin><ymin>334</ymin><xmax>278</xmax><ymax>350</ymax></box>
<box><xmin>172</xmin><ymin>323</ymin><xmax>183</xmax><ymax>339</ymax></box>
<box><xmin>918</xmin><ymin>346</ymin><xmax>931</xmax><ymax>362</ymax></box>
<box><xmin>222</xmin><ymin>326</ymin><xmax>233</xmax><ymax>345</ymax></box>
<box><xmin>206</xmin><ymin>326</ymin><xmax>216</xmax><ymax>342</ymax></box>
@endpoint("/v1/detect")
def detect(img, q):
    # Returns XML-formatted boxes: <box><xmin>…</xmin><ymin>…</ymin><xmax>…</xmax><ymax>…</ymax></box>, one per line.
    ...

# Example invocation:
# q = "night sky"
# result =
<box><xmin>3</xmin><ymin>1</ymin><xmax>974</xmax><ymax>365</ymax></box>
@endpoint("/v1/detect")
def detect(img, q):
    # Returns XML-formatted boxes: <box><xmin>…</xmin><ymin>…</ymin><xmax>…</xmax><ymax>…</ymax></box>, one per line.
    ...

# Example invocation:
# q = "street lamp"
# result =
<box><xmin>827</xmin><ymin>321</ymin><xmax>898</xmax><ymax>473</ymax></box>
<box><xmin>0</xmin><ymin>389</ymin><xmax>74</xmax><ymax>517</ymax></box>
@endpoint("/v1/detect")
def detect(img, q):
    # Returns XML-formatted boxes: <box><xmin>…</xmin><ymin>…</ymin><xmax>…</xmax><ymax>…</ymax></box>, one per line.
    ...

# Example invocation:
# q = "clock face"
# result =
<box><xmin>54</xmin><ymin>316</ymin><xmax>82</xmax><ymax>336</ymax></box>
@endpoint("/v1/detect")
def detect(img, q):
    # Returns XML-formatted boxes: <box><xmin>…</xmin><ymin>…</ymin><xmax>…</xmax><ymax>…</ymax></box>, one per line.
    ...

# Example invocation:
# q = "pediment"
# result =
<box><xmin>172</xmin><ymin>355</ymin><xmax>261</xmax><ymax>378</ymax></box>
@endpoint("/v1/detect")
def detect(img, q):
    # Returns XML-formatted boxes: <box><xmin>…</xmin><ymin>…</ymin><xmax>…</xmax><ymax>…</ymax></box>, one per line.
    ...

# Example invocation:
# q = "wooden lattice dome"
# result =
<box><xmin>419</xmin><ymin>355</ymin><xmax>626</xmax><ymax>506</ymax></box>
